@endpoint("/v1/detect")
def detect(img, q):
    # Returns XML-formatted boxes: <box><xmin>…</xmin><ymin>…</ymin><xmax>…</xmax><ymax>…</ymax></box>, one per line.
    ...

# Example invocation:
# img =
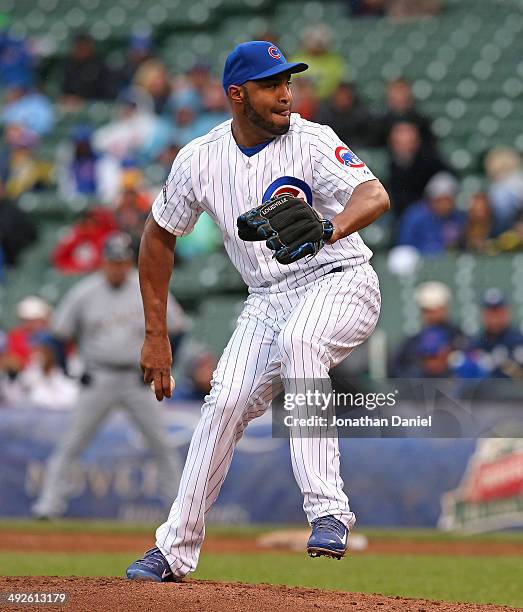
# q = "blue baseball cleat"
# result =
<box><xmin>307</xmin><ymin>516</ymin><xmax>349</xmax><ymax>559</ymax></box>
<box><xmin>126</xmin><ymin>547</ymin><xmax>178</xmax><ymax>582</ymax></box>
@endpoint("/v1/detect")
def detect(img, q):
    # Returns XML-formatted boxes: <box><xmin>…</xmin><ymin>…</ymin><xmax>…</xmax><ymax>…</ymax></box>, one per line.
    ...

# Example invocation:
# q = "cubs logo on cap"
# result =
<box><xmin>268</xmin><ymin>45</ymin><xmax>281</xmax><ymax>59</ymax></box>
<box><xmin>335</xmin><ymin>146</ymin><xmax>365</xmax><ymax>168</ymax></box>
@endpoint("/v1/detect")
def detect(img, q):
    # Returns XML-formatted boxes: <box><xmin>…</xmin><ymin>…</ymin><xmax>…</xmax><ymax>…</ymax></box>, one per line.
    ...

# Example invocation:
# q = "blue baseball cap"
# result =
<box><xmin>482</xmin><ymin>288</ymin><xmax>506</xmax><ymax>308</ymax></box>
<box><xmin>222</xmin><ymin>41</ymin><xmax>308</xmax><ymax>93</ymax></box>
<box><xmin>417</xmin><ymin>327</ymin><xmax>450</xmax><ymax>357</ymax></box>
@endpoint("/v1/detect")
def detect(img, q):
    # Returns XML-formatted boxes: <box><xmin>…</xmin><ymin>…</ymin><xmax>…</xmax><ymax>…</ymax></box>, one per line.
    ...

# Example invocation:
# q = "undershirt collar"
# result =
<box><xmin>238</xmin><ymin>139</ymin><xmax>274</xmax><ymax>157</ymax></box>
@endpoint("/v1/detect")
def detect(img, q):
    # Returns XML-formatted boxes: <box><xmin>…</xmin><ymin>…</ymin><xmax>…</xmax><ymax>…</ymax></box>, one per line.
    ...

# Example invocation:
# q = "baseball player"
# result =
<box><xmin>127</xmin><ymin>41</ymin><xmax>389</xmax><ymax>581</ymax></box>
<box><xmin>32</xmin><ymin>233</ymin><xmax>186</xmax><ymax>519</ymax></box>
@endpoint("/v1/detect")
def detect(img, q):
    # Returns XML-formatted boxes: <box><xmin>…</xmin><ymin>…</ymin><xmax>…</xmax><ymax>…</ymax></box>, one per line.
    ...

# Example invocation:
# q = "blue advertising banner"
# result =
<box><xmin>0</xmin><ymin>404</ymin><xmax>476</xmax><ymax>525</ymax></box>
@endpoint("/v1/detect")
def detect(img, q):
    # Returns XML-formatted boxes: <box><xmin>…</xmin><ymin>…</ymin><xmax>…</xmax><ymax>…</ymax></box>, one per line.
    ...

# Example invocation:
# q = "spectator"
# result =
<box><xmin>0</xmin><ymin>328</ymin><xmax>23</xmax><ymax>405</ymax></box>
<box><xmin>169</xmin><ymin>90</ymin><xmax>206</xmax><ymax>147</ymax></box>
<box><xmin>379</xmin><ymin>78</ymin><xmax>434</xmax><ymax>147</ymax></box>
<box><xmin>17</xmin><ymin>332</ymin><xmax>78</xmax><ymax>409</ymax></box>
<box><xmin>5</xmin><ymin>296</ymin><xmax>53</xmax><ymax>373</ymax></box>
<box><xmin>133</xmin><ymin>58</ymin><xmax>171</xmax><ymax>115</ymax></box>
<box><xmin>348</xmin><ymin>0</ymin><xmax>386</xmax><ymax>16</ymax></box>
<box><xmin>182</xmin><ymin>62</ymin><xmax>212</xmax><ymax>109</ymax></box>
<box><xmin>314</xmin><ymin>82</ymin><xmax>377</xmax><ymax>148</ymax></box>
<box><xmin>387</xmin><ymin>122</ymin><xmax>448</xmax><ymax>217</ymax></box>
<box><xmin>0</xmin><ymin>175</ymin><xmax>38</xmax><ymax>266</ymax></box>
<box><xmin>56</xmin><ymin>125</ymin><xmax>103</xmax><ymax>203</ymax></box>
<box><xmin>288</xmin><ymin>77</ymin><xmax>319</xmax><ymax>121</ymax></box>
<box><xmin>116</xmin><ymin>32</ymin><xmax>154</xmax><ymax>91</ymax></box>
<box><xmin>114</xmin><ymin>168</ymin><xmax>151</xmax><ymax>254</ymax></box>
<box><xmin>290</xmin><ymin>24</ymin><xmax>344</xmax><ymax>99</ymax></box>
<box><xmin>172</xmin><ymin>350</ymin><xmax>218</xmax><ymax>401</ymax></box>
<box><xmin>52</xmin><ymin>208</ymin><xmax>117</xmax><ymax>274</ymax></box>
<box><xmin>156</xmin><ymin>142</ymin><xmax>181</xmax><ymax>179</ymax></box>
<box><xmin>392</xmin><ymin>281</ymin><xmax>467</xmax><ymax>377</ymax></box>
<box><xmin>414</xmin><ymin>327</ymin><xmax>453</xmax><ymax>378</ymax></box>
<box><xmin>387</xmin><ymin>0</ymin><xmax>442</xmax><ymax>20</ymax></box>
<box><xmin>93</xmin><ymin>89</ymin><xmax>169</xmax><ymax>162</ymax></box>
<box><xmin>1</xmin><ymin>80</ymin><xmax>55</xmax><ymax>137</ymax></box>
<box><xmin>193</xmin><ymin>82</ymin><xmax>230</xmax><ymax>134</ymax></box>
<box><xmin>484</xmin><ymin>146</ymin><xmax>523</xmax><ymax>235</ymax></box>
<box><xmin>398</xmin><ymin>172</ymin><xmax>465</xmax><ymax>254</ymax></box>
<box><xmin>61</xmin><ymin>33</ymin><xmax>114</xmax><ymax>104</ymax></box>
<box><xmin>461</xmin><ymin>192</ymin><xmax>494</xmax><ymax>252</ymax></box>
<box><xmin>412</xmin><ymin>327</ymin><xmax>485</xmax><ymax>380</ymax></box>
<box><xmin>471</xmin><ymin>289</ymin><xmax>523</xmax><ymax>379</ymax></box>
<box><xmin>0</xmin><ymin>28</ymin><xmax>34</xmax><ymax>88</ymax></box>
<box><xmin>461</xmin><ymin>190</ymin><xmax>523</xmax><ymax>255</ymax></box>
<box><xmin>1</xmin><ymin>124</ymin><xmax>53</xmax><ymax>199</ymax></box>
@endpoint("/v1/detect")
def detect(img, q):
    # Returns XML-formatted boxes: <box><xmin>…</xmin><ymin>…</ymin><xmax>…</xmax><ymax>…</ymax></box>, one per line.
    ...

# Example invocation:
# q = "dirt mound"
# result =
<box><xmin>0</xmin><ymin>577</ymin><xmax>519</xmax><ymax>612</ymax></box>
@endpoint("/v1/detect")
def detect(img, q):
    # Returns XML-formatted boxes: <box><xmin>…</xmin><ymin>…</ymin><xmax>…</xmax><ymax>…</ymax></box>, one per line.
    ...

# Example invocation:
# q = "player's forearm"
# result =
<box><xmin>328</xmin><ymin>180</ymin><xmax>390</xmax><ymax>244</ymax></box>
<box><xmin>138</xmin><ymin>215</ymin><xmax>177</xmax><ymax>336</ymax></box>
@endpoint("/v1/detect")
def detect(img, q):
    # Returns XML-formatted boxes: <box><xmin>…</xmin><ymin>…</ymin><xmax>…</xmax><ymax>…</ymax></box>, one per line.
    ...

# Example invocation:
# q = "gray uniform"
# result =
<box><xmin>32</xmin><ymin>270</ymin><xmax>185</xmax><ymax>517</ymax></box>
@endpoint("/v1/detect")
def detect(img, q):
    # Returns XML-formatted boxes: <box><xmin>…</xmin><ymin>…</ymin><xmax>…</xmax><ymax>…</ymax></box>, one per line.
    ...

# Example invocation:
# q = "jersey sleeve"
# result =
<box><xmin>152</xmin><ymin>146</ymin><xmax>203</xmax><ymax>236</ymax></box>
<box><xmin>51</xmin><ymin>284</ymin><xmax>84</xmax><ymax>340</ymax></box>
<box><xmin>311</xmin><ymin>125</ymin><xmax>377</xmax><ymax>206</ymax></box>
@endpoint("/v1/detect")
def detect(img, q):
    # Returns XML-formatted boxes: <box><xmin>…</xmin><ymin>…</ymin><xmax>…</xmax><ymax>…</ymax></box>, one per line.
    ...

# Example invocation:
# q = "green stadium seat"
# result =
<box><xmin>191</xmin><ymin>296</ymin><xmax>245</xmax><ymax>355</ymax></box>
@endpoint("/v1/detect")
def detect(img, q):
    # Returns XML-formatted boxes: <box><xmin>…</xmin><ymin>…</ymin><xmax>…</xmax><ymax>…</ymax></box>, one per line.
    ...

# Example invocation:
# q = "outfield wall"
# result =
<box><xmin>0</xmin><ymin>404</ymin><xmax>483</xmax><ymax>527</ymax></box>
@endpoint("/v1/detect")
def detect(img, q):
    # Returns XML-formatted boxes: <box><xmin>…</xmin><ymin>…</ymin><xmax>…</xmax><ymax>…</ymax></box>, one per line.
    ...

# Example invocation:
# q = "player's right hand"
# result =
<box><xmin>141</xmin><ymin>332</ymin><xmax>173</xmax><ymax>401</ymax></box>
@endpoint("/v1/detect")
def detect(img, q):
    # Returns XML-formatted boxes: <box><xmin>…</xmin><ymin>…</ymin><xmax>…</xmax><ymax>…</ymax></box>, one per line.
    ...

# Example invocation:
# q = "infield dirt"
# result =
<box><xmin>1</xmin><ymin>530</ymin><xmax>521</xmax><ymax>611</ymax></box>
<box><xmin>1</xmin><ymin>576</ymin><xmax>522</xmax><ymax>612</ymax></box>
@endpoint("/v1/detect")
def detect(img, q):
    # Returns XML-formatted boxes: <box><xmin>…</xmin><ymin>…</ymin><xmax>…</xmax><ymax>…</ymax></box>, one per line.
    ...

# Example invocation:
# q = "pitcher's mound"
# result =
<box><xmin>0</xmin><ymin>576</ymin><xmax>518</xmax><ymax>612</ymax></box>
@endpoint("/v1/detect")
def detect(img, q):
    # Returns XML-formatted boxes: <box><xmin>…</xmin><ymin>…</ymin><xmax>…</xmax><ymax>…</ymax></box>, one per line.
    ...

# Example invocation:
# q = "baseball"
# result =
<box><xmin>150</xmin><ymin>375</ymin><xmax>176</xmax><ymax>394</ymax></box>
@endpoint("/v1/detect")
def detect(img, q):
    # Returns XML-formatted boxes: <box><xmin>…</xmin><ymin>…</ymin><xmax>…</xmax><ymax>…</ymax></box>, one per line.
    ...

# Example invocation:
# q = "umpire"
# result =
<box><xmin>32</xmin><ymin>232</ymin><xmax>185</xmax><ymax>519</ymax></box>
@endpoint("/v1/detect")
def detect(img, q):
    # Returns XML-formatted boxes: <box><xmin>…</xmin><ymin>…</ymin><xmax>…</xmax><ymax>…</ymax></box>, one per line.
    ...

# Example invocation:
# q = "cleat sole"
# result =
<box><xmin>307</xmin><ymin>546</ymin><xmax>346</xmax><ymax>559</ymax></box>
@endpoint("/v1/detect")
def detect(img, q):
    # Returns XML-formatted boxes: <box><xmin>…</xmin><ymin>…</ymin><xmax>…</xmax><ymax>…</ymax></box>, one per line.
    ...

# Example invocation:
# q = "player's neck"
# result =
<box><xmin>231</xmin><ymin>119</ymin><xmax>274</xmax><ymax>148</ymax></box>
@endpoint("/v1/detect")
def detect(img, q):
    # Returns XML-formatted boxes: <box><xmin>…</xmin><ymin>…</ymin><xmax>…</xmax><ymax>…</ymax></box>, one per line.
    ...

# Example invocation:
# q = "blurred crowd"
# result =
<box><xmin>2</xmin><ymin>277</ymin><xmax>521</xmax><ymax>411</ymax></box>
<box><xmin>0</xmin><ymin>253</ymin><xmax>218</xmax><ymax>410</ymax></box>
<box><xmin>391</xmin><ymin>283</ymin><xmax>523</xmax><ymax>383</ymax></box>
<box><xmin>2</xmin><ymin>16</ymin><xmax>523</xmax><ymax>408</ymax></box>
<box><xmin>1</xmin><ymin>24</ymin><xmax>523</xmax><ymax>273</ymax></box>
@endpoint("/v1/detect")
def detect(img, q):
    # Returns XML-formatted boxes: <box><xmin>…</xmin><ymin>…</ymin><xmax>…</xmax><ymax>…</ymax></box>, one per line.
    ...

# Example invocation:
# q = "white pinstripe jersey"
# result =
<box><xmin>152</xmin><ymin>113</ymin><xmax>377</xmax><ymax>293</ymax></box>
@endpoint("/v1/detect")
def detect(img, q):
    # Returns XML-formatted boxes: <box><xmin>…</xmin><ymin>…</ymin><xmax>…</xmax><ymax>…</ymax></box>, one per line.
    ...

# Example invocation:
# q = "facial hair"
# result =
<box><xmin>243</xmin><ymin>87</ymin><xmax>290</xmax><ymax>136</ymax></box>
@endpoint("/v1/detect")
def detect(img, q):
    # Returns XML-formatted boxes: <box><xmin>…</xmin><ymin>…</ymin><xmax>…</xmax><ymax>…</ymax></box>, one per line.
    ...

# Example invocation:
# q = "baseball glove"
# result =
<box><xmin>237</xmin><ymin>194</ymin><xmax>334</xmax><ymax>265</ymax></box>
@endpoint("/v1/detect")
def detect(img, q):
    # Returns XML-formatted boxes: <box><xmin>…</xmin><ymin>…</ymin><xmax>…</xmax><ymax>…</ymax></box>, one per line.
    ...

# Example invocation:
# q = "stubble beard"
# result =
<box><xmin>243</xmin><ymin>88</ymin><xmax>290</xmax><ymax>136</ymax></box>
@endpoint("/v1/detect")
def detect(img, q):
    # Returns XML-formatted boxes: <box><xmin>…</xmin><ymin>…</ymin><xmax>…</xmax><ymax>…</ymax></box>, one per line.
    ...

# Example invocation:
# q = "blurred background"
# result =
<box><xmin>1</xmin><ymin>0</ymin><xmax>522</xmax><ymax>532</ymax></box>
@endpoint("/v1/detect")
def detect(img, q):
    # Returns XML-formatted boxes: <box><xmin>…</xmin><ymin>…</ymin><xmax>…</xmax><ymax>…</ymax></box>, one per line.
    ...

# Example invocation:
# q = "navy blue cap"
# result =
<box><xmin>417</xmin><ymin>327</ymin><xmax>450</xmax><ymax>357</ymax></box>
<box><xmin>222</xmin><ymin>41</ymin><xmax>308</xmax><ymax>93</ymax></box>
<box><xmin>482</xmin><ymin>288</ymin><xmax>506</xmax><ymax>308</ymax></box>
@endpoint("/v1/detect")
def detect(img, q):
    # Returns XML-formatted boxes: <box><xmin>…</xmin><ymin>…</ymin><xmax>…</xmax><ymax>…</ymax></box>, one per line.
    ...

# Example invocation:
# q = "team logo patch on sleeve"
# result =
<box><xmin>335</xmin><ymin>146</ymin><xmax>365</xmax><ymax>168</ymax></box>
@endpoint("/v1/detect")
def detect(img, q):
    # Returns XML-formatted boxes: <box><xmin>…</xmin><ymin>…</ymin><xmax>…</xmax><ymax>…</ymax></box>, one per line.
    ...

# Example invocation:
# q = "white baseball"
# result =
<box><xmin>150</xmin><ymin>375</ymin><xmax>176</xmax><ymax>394</ymax></box>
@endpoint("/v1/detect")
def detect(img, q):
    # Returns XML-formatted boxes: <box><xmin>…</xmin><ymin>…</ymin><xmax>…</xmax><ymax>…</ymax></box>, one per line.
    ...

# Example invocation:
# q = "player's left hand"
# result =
<box><xmin>237</xmin><ymin>194</ymin><xmax>334</xmax><ymax>265</ymax></box>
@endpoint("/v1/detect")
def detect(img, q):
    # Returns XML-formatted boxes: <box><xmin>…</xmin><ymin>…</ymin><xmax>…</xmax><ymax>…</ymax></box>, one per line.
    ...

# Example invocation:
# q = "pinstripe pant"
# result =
<box><xmin>156</xmin><ymin>263</ymin><xmax>381</xmax><ymax>577</ymax></box>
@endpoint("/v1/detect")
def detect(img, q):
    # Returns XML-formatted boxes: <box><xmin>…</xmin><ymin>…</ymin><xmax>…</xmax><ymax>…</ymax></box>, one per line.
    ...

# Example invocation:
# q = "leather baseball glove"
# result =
<box><xmin>237</xmin><ymin>194</ymin><xmax>334</xmax><ymax>265</ymax></box>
